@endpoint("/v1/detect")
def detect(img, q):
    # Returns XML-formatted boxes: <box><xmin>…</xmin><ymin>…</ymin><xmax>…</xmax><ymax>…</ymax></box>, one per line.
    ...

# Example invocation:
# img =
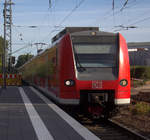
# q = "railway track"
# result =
<box><xmin>72</xmin><ymin>113</ymin><xmax>149</xmax><ymax>140</ymax></box>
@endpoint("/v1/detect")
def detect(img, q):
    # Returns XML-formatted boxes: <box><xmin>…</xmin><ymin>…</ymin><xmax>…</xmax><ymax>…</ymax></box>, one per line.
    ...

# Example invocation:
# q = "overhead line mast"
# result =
<box><xmin>3</xmin><ymin>0</ymin><xmax>14</xmax><ymax>71</ymax></box>
<box><xmin>3</xmin><ymin>0</ymin><xmax>14</xmax><ymax>88</ymax></box>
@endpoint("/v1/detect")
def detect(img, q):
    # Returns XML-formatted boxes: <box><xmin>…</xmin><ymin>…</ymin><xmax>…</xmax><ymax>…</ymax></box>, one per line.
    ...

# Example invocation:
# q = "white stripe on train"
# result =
<box><xmin>115</xmin><ymin>98</ymin><xmax>130</xmax><ymax>104</ymax></box>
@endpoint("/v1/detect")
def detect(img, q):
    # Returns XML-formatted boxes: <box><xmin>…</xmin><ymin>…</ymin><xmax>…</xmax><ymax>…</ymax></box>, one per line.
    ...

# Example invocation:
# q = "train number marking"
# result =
<box><xmin>92</xmin><ymin>80</ymin><xmax>102</xmax><ymax>89</ymax></box>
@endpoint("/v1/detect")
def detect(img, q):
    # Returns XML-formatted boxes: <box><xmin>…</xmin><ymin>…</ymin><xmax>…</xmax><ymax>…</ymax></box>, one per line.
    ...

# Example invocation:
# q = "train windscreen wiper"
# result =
<box><xmin>76</xmin><ymin>58</ymin><xmax>86</xmax><ymax>72</ymax></box>
<box><xmin>73</xmin><ymin>47</ymin><xmax>86</xmax><ymax>72</ymax></box>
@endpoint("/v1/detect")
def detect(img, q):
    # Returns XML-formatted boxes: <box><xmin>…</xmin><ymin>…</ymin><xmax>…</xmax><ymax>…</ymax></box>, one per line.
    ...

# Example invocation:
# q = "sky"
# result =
<box><xmin>0</xmin><ymin>0</ymin><xmax>150</xmax><ymax>58</ymax></box>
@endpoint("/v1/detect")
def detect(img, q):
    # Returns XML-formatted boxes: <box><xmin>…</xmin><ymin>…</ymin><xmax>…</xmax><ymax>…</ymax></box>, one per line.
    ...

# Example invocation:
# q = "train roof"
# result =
<box><xmin>70</xmin><ymin>30</ymin><xmax>116</xmax><ymax>36</ymax></box>
<box><xmin>71</xmin><ymin>30</ymin><xmax>118</xmax><ymax>44</ymax></box>
<box><xmin>51</xmin><ymin>27</ymin><xmax>99</xmax><ymax>43</ymax></box>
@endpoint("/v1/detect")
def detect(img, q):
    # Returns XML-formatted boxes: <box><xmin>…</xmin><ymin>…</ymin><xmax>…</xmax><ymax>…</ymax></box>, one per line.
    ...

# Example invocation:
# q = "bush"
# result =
<box><xmin>130</xmin><ymin>102</ymin><xmax>150</xmax><ymax>115</ymax></box>
<box><xmin>130</xmin><ymin>66</ymin><xmax>150</xmax><ymax>79</ymax></box>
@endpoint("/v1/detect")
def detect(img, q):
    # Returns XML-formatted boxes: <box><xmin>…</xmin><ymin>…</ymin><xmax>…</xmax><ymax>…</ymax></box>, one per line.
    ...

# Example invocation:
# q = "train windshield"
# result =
<box><xmin>73</xmin><ymin>43</ymin><xmax>117</xmax><ymax>68</ymax></box>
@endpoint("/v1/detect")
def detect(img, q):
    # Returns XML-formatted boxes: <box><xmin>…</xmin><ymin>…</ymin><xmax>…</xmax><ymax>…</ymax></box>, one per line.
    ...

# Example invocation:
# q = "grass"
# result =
<box><xmin>131</xmin><ymin>66</ymin><xmax>150</xmax><ymax>80</ymax></box>
<box><xmin>130</xmin><ymin>102</ymin><xmax>150</xmax><ymax>115</ymax></box>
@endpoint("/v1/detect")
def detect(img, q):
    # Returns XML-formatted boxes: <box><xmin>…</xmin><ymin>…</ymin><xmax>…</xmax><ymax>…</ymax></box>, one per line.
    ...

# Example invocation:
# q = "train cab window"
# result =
<box><xmin>73</xmin><ymin>43</ymin><xmax>118</xmax><ymax>68</ymax></box>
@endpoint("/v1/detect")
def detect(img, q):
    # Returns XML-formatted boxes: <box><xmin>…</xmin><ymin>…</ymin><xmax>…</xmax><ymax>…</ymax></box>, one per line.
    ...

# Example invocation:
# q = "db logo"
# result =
<box><xmin>92</xmin><ymin>80</ymin><xmax>102</xmax><ymax>89</ymax></box>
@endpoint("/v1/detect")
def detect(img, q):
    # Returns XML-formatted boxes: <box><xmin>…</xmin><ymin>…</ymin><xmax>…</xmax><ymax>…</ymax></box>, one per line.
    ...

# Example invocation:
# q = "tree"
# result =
<box><xmin>15</xmin><ymin>53</ymin><xmax>34</xmax><ymax>68</ymax></box>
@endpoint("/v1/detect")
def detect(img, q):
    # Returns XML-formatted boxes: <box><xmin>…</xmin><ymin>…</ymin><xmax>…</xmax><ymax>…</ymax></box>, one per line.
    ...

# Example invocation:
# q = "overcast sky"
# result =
<box><xmin>0</xmin><ymin>0</ymin><xmax>150</xmax><ymax>57</ymax></box>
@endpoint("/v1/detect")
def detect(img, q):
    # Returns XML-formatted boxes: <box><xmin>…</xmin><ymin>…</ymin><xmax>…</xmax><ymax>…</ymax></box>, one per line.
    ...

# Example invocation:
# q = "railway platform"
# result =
<box><xmin>0</xmin><ymin>86</ymin><xmax>100</xmax><ymax>140</ymax></box>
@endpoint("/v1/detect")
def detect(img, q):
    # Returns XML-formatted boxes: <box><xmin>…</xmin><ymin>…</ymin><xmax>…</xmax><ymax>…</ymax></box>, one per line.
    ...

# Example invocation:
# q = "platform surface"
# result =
<box><xmin>0</xmin><ymin>86</ymin><xmax>100</xmax><ymax>140</ymax></box>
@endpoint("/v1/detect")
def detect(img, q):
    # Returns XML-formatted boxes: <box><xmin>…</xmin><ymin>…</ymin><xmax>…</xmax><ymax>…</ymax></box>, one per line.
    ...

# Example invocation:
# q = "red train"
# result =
<box><xmin>19</xmin><ymin>27</ymin><xmax>130</xmax><ymax>118</ymax></box>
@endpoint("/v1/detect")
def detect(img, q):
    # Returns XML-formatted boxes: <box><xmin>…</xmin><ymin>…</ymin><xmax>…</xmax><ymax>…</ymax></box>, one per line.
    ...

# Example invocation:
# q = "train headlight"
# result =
<box><xmin>91</xmin><ymin>31</ymin><xmax>96</xmax><ymax>36</ymax></box>
<box><xmin>65</xmin><ymin>80</ymin><xmax>75</xmax><ymax>86</ymax></box>
<box><xmin>120</xmin><ymin>79</ymin><xmax>128</xmax><ymax>87</ymax></box>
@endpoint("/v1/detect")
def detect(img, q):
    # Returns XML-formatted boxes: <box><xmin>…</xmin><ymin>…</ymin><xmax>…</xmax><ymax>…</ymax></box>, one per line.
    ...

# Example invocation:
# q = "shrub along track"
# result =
<box><xmin>112</xmin><ymin>90</ymin><xmax>150</xmax><ymax>139</ymax></box>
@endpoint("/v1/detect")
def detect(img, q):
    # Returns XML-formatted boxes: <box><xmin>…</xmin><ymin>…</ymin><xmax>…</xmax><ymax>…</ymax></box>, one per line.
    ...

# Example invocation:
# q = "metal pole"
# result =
<box><xmin>9</xmin><ymin>0</ymin><xmax>12</xmax><ymax>72</ymax></box>
<box><xmin>2</xmin><ymin>1</ymin><xmax>7</xmax><ymax>89</ymax></box>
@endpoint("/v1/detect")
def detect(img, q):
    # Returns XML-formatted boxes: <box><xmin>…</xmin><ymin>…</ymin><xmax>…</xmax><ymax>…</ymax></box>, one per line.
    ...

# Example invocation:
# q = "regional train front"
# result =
<box><xmin>68</xmin><ymin>28</ymin><xmax>130</xmax><ymax>118</ymax></box>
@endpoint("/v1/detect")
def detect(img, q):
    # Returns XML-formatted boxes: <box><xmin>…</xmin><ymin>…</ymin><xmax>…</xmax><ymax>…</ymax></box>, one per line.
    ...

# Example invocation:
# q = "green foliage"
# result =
<box><xmin>130</xmin><ymin>102</ymin><xmax>150</xmax><ymax>115</ymax></box>
<box><xmin>36</xmin><ymin>64</ymin><xmax>48</xmax><ymax>77</ymax></box>
<box><xmin>15</xmin><ymin>54</ymin><xmax>34</xmax><ymax>68</ymax></box>
<box><xmin>35</xmin><ymin>60</ymin><xmax>55</xmax><ymax>78</ymax></box>
<box><xmin>20</xmin><ymin>47</ymin><xmax>57</xmax><ymax>82</ymax></box>
<box><xmin>130</xmin><ymin>66</ymin><xmax>150</xmax><ymax>79</ymax></box>
<box><xmin>21</xmin><ymin>56</ymin><xmax>55</xmax><ymax>79</ymax></box>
